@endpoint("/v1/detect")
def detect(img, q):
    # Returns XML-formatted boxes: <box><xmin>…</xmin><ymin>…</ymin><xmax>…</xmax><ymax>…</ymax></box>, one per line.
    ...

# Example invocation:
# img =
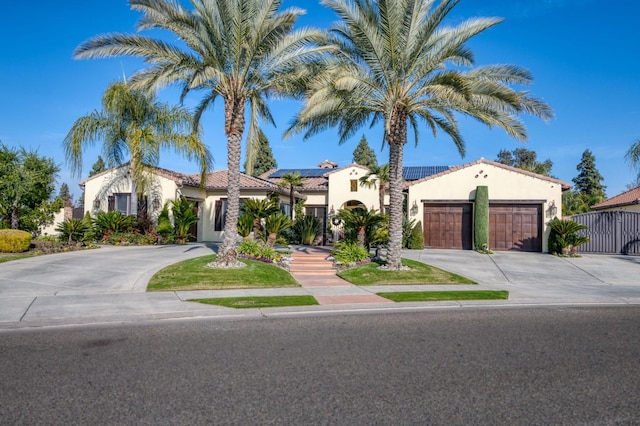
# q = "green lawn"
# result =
<box><xmin>378</xmin><ymin>290</ymin><xmax>509</xmax><ymax>302</ymax></box>
<box><xmin>0</xmin><ymin>253</ymin><xmax>33</xmax><ymax>263</ymax></box>
<box><xmin>338</xmin><ymin>258</ymin><xmax>475</xmax><ymax>285</ymax></box>
<box><xmin>189</xmin><ymin>295</ymin><xmax>318</xmax><ymax>309</ymax></box>
<box><xmin>147</xmin><ymin>254</ymin><xmax>299</xmax><ymax>291</ymax></box>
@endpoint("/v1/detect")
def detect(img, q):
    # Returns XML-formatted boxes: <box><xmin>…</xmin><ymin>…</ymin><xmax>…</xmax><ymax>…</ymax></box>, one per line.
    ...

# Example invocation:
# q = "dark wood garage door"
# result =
<box><xmin>489</xmin><ymin>204</ymin><xmax>542</xmax><ymax>252</ymax></box>
<box><xmin>423</xmin><ymin>203</ymin><xmax>472</xmax><ymax>249</ymax></box>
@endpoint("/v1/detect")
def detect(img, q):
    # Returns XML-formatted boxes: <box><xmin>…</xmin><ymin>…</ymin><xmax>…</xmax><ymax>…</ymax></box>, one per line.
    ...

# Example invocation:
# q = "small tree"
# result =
<box><xmin>264</xmin><ymin>212</ymin><xmax>293</xmax><ymax>247</ymax></box>
<box><xmin>352</xmin><ymin>135</ymin><xmax>378</xmax><ymax>169</ymax></box>
<box><xmin>244</xmin><ymin>129</ymin><xmax>277</xmax><ymax>176</ymax></box>
<box><xmin>279</xmin><ymin>172</ymin><xmax>304</xmax><ymax>219</ymax></box>
<box><xmin>496</xmin><ymin>148</ymin><xmax>553</xmax><ymax>176</ymax></box>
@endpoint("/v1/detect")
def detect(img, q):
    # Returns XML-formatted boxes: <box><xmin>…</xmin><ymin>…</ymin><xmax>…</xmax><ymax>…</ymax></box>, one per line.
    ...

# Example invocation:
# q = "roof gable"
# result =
<box><xmin>592</xmin><ymin>186</ymin><xmax>640</xmax><ymax>210</ymax></box>
<box><xmin>405</xmin><ymin>158</ymin><xmax>571</xmax><ymax>190</ymax></box>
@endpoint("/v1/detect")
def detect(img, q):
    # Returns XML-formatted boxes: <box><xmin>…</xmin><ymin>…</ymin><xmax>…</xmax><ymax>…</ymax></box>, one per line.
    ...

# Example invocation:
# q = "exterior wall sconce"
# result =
<box><xmin>93</xmin><ymin>198</ymin><xmax>101</xmax><ymax>210</ymax></box>
<box><xmin>410</xmin><ymin>200</ymin><xmax>419</xmax><ymax>216</ymax></box>
<box><xmin>547</xmin><ymin>200</ymin><xmax>558</xmax><ymax>218</ymax></box>
<box><xmin>152</xmin><ymin>196</ymin><xmax>162</xmax><ymax>210</ymax></box>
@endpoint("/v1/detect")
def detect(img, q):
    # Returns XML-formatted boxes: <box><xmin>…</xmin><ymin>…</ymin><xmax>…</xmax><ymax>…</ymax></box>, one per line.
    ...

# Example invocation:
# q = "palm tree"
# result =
<box><xmin>279</xmin><ymin>172</ymin><xmax>304</xmax><ymax>219</ymax></box>
<box><xmin>287</xmin><ymin>0</ymin><xmax>553</xmax><ymax>270</ymax></box>
<box><xmin>73</xmin><ymin>0</ymin><xmax>329</xmax><ymax>267</ymax></box>
<box><xmin>337</xmin><ymin>208</ymin><xmax>386</xmax><ymax>248</ymax></box>
<box><xmin>64</xmin><ymin>81</ymin><xmax>211</xmax><ymax>214</ymax></box>
<box><xmin>240</xmin><ymin>198</ymin><xmax>280</xmax><ymax>238</ymax></box>
<box><xmin>626</xmin><ymin>140</ymin><xmax>640</xmax><ymax>186</ymax></box>
<box><xmin>359</xmin><ymin>164</ymin><xmax>390</xmax><ymax>214</ymax></box>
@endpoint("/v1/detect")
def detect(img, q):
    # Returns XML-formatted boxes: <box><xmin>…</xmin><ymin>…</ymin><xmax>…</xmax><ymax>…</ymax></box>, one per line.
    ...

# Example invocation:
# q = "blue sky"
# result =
<box><xmin>1</xmin><ymin>0</ymin><xmax>639</xmax><ymax>200</ymax></box>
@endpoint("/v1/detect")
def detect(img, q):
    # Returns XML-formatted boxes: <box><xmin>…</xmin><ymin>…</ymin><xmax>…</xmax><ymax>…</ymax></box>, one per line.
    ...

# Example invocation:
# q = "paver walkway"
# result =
<box><xmin>289</xmin><ymin>246</ymin><xmax>392</xmax><ymax>305</ymax></box>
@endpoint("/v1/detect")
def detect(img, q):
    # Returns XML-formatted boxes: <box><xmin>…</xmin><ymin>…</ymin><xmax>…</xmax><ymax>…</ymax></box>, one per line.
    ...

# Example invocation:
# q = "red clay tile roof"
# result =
<box><xmin>591</xmin><ymin>186</ymin><xmax>640</xmax><ymax>210</ymax></box>
<box><xmin>403</xmin><ymin>158</ymin><xmax>572</xmax><ymax>190</ymax></box>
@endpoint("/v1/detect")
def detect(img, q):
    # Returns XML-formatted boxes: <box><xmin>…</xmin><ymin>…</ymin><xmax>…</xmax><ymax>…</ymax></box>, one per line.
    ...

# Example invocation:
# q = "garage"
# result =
<box><xmin>423</xmin><ymin>203</ymin><xmax>472</xmax><ymax>249</ymax></box>
<box><xmin>489</xmin><ymin>204</ymin><xmax>542</xmax><ymax>252</ymax></box>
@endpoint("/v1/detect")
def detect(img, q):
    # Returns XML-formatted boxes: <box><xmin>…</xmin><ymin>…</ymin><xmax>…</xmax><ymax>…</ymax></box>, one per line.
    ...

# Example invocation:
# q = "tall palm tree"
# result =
<box><xmin>279</xmin><ymin>172</ymin><xmax>304</xmax><ymax>219</ymax></box>
<box><xmin>287</xmin><ymin>0</ymin><xmax>553</xmax><ymax>270</ymax></box>
<box><xmin>64</xmin><ymin>81</ymin><xmax>211</xmax><ymax>213</ymax></box>
<box><xmin>73</xmin><ymin>0</ymin><xmax>329</xmax><ymax>267</ymax></box>
<box><xmin>359</xmin><ymin>164</ymin><xmax>390</xmax><ymax>214</ymax></box>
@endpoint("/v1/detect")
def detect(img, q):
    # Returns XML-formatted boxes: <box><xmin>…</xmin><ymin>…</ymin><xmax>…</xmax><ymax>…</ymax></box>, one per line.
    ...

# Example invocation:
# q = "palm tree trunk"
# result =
<box><xmin>215</xmin><ymin>96</ymin><xmax>246</xmax><ymax>267</ymax></box>
<box><xmin>378</xmin><ymin>185</ymin><xmax>385</xmax><ymax>215</ymax></box>
<box><xmin>289</xmin><ymin>188</ymin><xmax>294</xmax><ymax>219</ymax></box>
<box><xmin>386</xmin><ymin>109</ymin><xmax>408</xmax><ymax>270</ymax></box>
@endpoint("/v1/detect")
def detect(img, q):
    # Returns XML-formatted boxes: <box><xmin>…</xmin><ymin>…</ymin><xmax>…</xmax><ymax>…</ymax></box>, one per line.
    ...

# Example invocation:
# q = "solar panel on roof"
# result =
<box><xmin>270</xmin><ymin>169</ymin><xmax>327</xmax><ymax>178</ymax></box>
<box><xmin>402</xmin><ymin>166</ymin><xmax>450</xmax><ymax>180</ymax></box>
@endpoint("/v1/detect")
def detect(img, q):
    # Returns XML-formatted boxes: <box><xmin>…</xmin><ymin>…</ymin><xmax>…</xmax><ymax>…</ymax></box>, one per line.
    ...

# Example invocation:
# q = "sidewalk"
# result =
<box><xmin>1</xmin><ymin>244</ymin><xmax>639</xmax><ymax>330</ymax></box>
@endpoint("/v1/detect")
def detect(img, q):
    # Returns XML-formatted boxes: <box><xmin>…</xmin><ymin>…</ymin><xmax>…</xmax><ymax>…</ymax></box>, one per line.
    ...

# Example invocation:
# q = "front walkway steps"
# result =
<box><xmin>289</xmin><ymin>246</ymin><xmax>392</xmax><ymax>305</ymax></box>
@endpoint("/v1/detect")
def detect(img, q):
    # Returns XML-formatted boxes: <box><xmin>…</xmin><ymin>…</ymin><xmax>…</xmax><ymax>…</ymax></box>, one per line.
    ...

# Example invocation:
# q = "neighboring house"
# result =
<box><xmin>82</xmin><ymin>158</ymin><xmax>570</xmax><ymax>252</ymax></box>
<box><xmin>591</xmin><ymin>186</ymin><xmax>640</xmax><ymax>212</ymax></box>
<box><xmin>571</xmin><ymin>186</ymin><xmax>640</xmax><ymax>255</ymax></box>
<box><xmin>39</xmin><ymin>206</ymin><xmax>84</xmax><ymax>237</ymax></box>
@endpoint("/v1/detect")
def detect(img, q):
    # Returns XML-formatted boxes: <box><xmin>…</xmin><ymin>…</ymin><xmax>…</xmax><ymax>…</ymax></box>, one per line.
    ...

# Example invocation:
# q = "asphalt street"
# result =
<box><xmin>1</xmin><ymin>306</ymin><xmax>640</xmax><ymax>425</ymax></box>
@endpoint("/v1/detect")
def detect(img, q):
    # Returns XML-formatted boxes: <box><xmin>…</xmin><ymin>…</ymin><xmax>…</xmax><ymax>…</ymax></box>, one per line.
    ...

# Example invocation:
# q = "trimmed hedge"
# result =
<box><xmin>474</xmin><ymin>186</ymin><xmax>489</xmax><ymax>251</ymax></box>
<box><xmin>408</xmin><ymin>220</ymin><xmax>425</xmax><ymax>249</ymax></box>
<box><xmin>0</xmin><ymin>229</ymin><xmax>32</xmax><ymax>253</ymax></box>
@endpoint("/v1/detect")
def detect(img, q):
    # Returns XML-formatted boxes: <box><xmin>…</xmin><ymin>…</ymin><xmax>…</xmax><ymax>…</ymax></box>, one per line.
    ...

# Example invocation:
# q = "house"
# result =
<box><xmin>81</xmin><ymin>164</ymin><xmax>295</xmax><ymax>242</ymax></box>
<box><xmin>591</xmin><ymin>186</ymin><xmax>640</xmax><ymax>212</ymax></box>
<box><xmin>81</xmin><ymin>158</ymin><xmax>570</xmax><ymax>252</ymax></box>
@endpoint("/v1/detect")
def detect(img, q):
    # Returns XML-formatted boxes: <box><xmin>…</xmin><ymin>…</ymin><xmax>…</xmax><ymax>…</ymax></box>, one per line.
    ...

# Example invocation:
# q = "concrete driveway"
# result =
<box><xmin>1</xmin><ymin>244</ymin><xmax>639</xmax><ymax>327</ymax></box>
<box><xmin>0</xmin><ymin>244</ymin><xmax>217</xmax><ymax>297</ymax></box>
<box><xmin>401</xmin><ymin>249</ymin><xmax>640</xmax><ymax>304</ymax></box>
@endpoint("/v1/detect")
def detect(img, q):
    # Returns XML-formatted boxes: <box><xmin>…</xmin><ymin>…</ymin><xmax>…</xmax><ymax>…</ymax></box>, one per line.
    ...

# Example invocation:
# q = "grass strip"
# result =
<box><xmin>189</xmin><ymin>295</ymin><xmax>318</xmax><ymax>309</ymax></box>
<box><xmin>338</xmin><ymin>258</ymin><xmax>475</xmax><ymax>285</ymax></box>
<box><xmin>377</xmin><ymin>290</ymin><xmax>509</xmax><ymax>302</ymax></box>
<box><xmin>0</xmin><ymin>253</ymin><xmax>33</xmax><ymax>264</ymax></box>
<box><xmin>147</xmin><ymin>254</ymin><xmax>299</xmax><ymax>291</ymax></box>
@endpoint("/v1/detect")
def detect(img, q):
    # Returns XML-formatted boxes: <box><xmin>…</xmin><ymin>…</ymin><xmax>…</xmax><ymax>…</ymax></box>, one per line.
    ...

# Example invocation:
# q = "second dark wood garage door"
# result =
<box><xmin>489</xmin><ymin>204</ymin><xmax>542</xmax><ymax>252</ymax></box>
<box><xmin>423</xmin><ymin>203</ymin><xmax>472</xmax><ymax>249</ymax></box>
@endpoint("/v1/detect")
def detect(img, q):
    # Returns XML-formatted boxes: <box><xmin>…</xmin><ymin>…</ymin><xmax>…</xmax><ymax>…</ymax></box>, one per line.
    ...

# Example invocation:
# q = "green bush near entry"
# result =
<box><xmin>407</xmin><ymin>220</ymin><xmax>424</xmax><ymax>249</ymax></box>
<box><xmin>474</xmin><ymin>186</ymin><xmax>489</xmax><ymax>251</ymax></box>
<box><xmin>0</xmin><ymin>229</ymin><xmax>32</xmax><ymax>253</ymax></box>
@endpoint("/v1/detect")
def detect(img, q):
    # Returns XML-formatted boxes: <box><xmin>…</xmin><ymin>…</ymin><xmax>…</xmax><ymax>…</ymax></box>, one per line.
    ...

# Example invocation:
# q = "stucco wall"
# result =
<box><xmin>327</xmin><ymin>165</ymin><xmax>385</xmax><ymax>213</ymax></box>
<box><xmin>407</xmin><ymin>162</ymin><xmax>565</xmax><ymax>252</ymax></box>
<box><xmin>83</xmin><ymin>167</ymin><xmax>178</xmax><ymax>220</ymax></box>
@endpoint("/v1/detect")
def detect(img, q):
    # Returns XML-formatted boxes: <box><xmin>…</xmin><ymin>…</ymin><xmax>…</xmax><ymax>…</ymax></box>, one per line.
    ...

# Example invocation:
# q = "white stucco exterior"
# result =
<box><xmin>407</xmin><ymin>160</ymin><xmax>567</xmax><ymax>252</ymax></box>
<box><xmin>81</xmin><ymin>159</ymin><xmax>570</xmax><ymax>251</ymax></box>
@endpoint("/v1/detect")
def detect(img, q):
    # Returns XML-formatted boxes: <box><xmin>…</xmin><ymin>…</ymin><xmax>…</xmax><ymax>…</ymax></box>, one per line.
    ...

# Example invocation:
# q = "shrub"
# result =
<box><xmin>293</xmin><ymin>215</ymin><xmax>321</xmax><ymax>245</ymax></box>
<box><xmin>156</xmin><ymin>203</ymin><xmax>174</xmax><ymax>243</ymax></box>
<box><xmin>474</xmin><ymin>186</ymin><xmax>489</xmax><ymax>251</ymax></box>
<box><xmin>101</xmin><ymin>230</ymin><xmax>158</xmax><ymax>245</ymax></box>
<box><xmin>264</xmin><ymin>212</ymin><xmax>293</xmax><ymax>246</ymax></box>
<box><xmin>548</xmin><ymin>218</ymin><xmax>589</xmax><ymax>256</ymax></box>
<box><xmin>93</xmin><ymin>211</ymin><xmax>136</xmax><ymax>236</ymax></box>
<box><xmin>402</xmin><ymin>217</ymin><xmax>416</xmax><ymax>248</ymax></box>
<box><xmin>237</xmin><ymin>240</ymin><xmax>289</xmax><ymax>268</ymax></box>
<box><xmin>56</xmin><ymin>218</ymin><xmax>90</xmax><ymax>244</ymax></box>
<box><xmin>0</xmin><ymin>229</ymin><xmax>32</xmax><ymax>253</ymax></box>
<box><xmin>171</xmin><ymin>197</ymin><xmax>198</xmax><ymax>243</ymax></box>
<box><xmin>407</xmin><ymin>220</ymin><xmax>424</xmax><ymax>249</ymax></box>
<box><xmin>237</xmin><ymin>213</ymin><xmax>254</xmax><ymax>240</ymax></box>
<box><xmin>332</xmin><ymin>240</ymin><xmax>370</xmax><ymax>264</ymax></box>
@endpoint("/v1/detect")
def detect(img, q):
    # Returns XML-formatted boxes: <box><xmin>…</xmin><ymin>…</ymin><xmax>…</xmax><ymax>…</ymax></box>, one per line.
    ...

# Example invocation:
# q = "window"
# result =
<box><xmin>305</xmin><ymin>206</ymin><xmax>326</xmax><ymax>221</ymax></box>
<box><xmin>214</xmin><ymin>198</ymin><xmax>248</xmax><ymax>231</ymax></box>
<box><xmin>350</xmin><ymin>179</ymin><xmax>358</xmax><ymax>192</ymax></box>
<box><xmin>108</xmin><ymin>193</ymin><xmax>131</xmax><ymax>214</ymax></box>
